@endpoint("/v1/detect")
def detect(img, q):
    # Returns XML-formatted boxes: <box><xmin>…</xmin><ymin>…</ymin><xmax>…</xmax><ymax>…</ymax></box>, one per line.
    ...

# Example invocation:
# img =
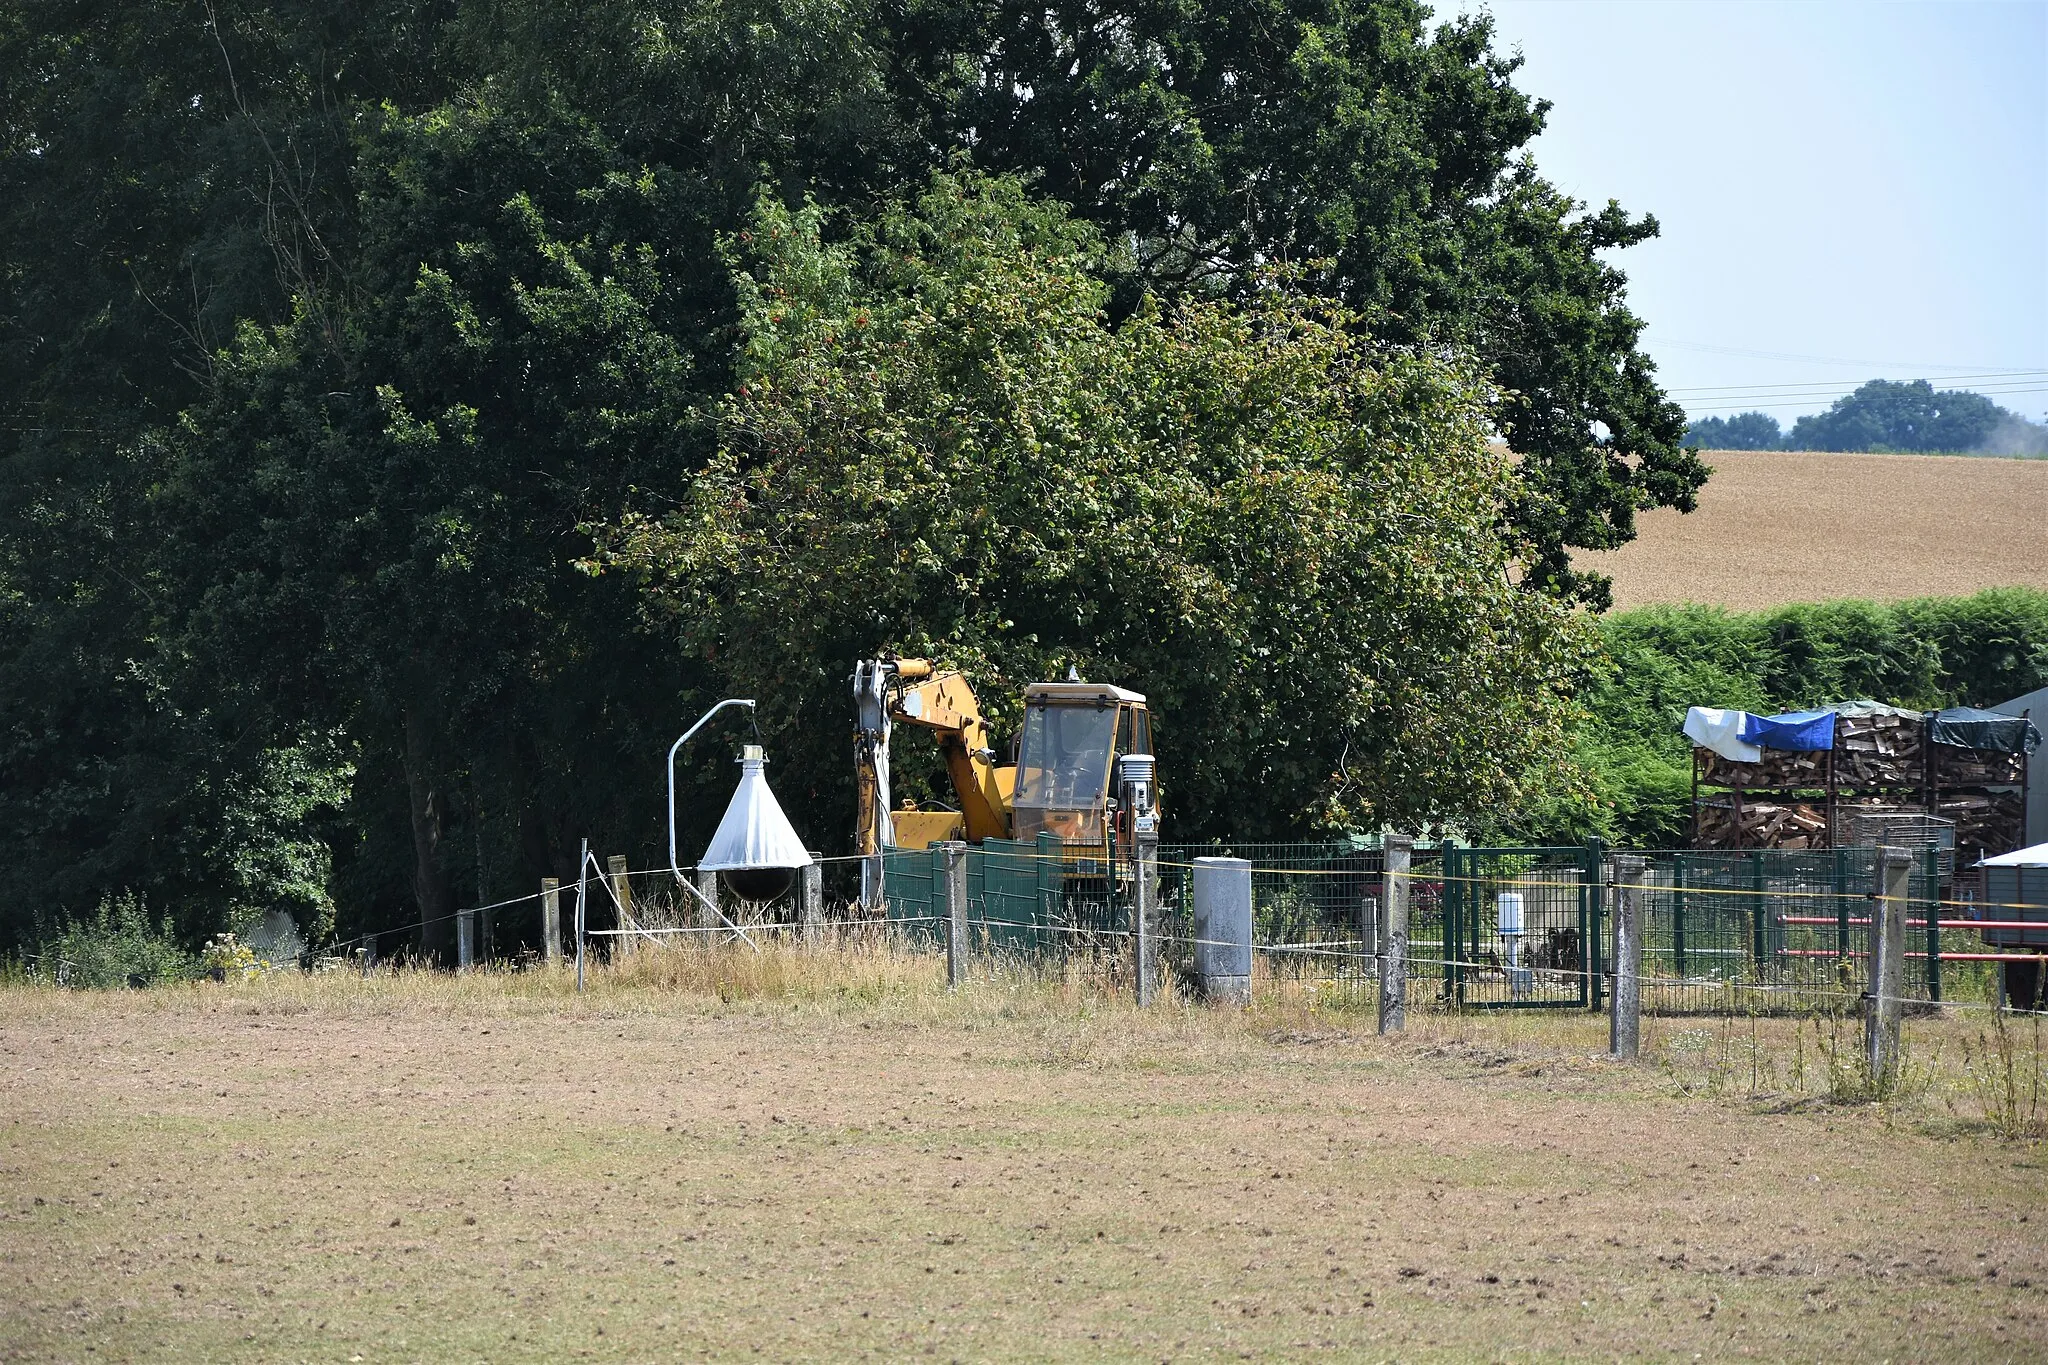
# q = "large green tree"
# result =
<box><xmin>879</xmin><ymin>0</ymin><xmax>1704</xmax><ymax>604</ymax></box>
<box><xmin>3</xmin><ymin>0</ymin><xmax>1683</xmax><ymax>951</ymax></box>
<box><xmin>605</xmin><ymin>176</ymin><xmax>1598</xmax><ymax>839</ymax></box>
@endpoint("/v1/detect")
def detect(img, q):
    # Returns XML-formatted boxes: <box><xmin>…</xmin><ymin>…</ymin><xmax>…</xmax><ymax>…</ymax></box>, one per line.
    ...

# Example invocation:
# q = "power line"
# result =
<box><xmin>1645</xmin><ymin>334</ymin><xmax>2048</xmax><ymax>375</ymax></box>
<box><xmin>1685</xmin><ymin>383</ymin><xmax>2048</xmax><ymax>416</ymax></box>
<box><xmin>1668</xmin><ymin>368</ymin><xmax>2048</xmax><ymax>396</ymax></box>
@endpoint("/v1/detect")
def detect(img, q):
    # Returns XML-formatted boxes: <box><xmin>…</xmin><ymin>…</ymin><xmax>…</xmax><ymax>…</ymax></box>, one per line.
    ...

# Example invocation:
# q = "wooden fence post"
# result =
<box><xmin>1610</xmin><ymin>855</ymin><xmax>1645</xmax><ymax>1058</ymax></box>
<box><xmin>1378</xmin><ymin>835</ymin><xmax>1413</xmax><ymax>1034</ymax></box>
<box><xmin>607</xmin><ymin>855</ymin><xmax>635</xmax><ymax>954</ymax></box>
<box><xmin>1866</xmin><ymin>849</ymin><xmax>1911</xmax><ymax>1089</ymax></box>
<box><xmin>542</xmin><ymin>877</ymin><xmax>562</xmax><ymax>966</ymax></box>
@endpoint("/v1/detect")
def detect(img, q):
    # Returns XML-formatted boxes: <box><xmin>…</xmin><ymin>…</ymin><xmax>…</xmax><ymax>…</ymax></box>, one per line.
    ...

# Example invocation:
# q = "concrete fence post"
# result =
<box><xmin>541</xmin><ymin>877</ymin><xmax>562</xmax><ymax>967</ymax></box>
<box><xmin>456</xmin><ymin>907</ymin><xmax>477</xmax><ymax>971</ymax></box>
<box><xmin>1610</xmin><ymin>855</ymin><xmax>1645</xmax><ymax>1058</ymax></box>
<box><xmin>939</xmin><ymin>841</ymin><xmax>969</xmax><ymax>989</ymax></box>
<box><xmin>694</xmin><ymin>867</ymin><xmax>721</xmax><ymax>936</ymax></box>
<box><xmin>1866</xmin><ymin>849</ymin><xmax>1912</xmax><ymax>1089</ymax></box>
<box><xmin>801</xmin><ymin>856</ymin><xmax>823</xmax><ymax>946</ymax></box>
<box><xmin>1192</xmin><ymin>857</ymin><xmax>1253</xmax><ymax>1005</ymax></box>
<box><xmin>1134</xmin><ymin>834</ymin><xmax>1159</xmax><ymax>1007</ymax></box>
<box><xmin>1378</xmin><ymin>836</ymin><xmax>1413</xmax><ymax>1034</ymax></box>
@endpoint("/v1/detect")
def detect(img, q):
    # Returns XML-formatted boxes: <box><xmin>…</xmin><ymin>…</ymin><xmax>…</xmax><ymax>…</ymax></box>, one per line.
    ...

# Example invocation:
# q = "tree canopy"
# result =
<box><xmin>603</xmin><ymin>176</ymin><xmax>1596</xmax><ymax>842</ymax></box>
<box><xmin>1786</xmin><ymin>379</ymin><xmax>2037</xmax><ymax>454</ymax></box>
<box><xmin>1684</xmin><ymin>411</ymin><xmax>1782</xmax><ymax>451</ymax></box>
<box><xmin>2</xmin><ymin>0</ymin><xmax>1686</xmax><ymax>954</ymax></box>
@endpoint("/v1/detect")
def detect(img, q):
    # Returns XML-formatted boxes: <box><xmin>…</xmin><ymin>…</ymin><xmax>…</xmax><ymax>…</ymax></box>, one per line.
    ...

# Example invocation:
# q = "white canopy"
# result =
<box><xmin>699</xmin><ymin>751</ymin><xmax>813</xmax><ymax>872</ymax></box>
<box><xmin>1978</xmin><ymin>841</ymin><xmax>2048</xmax><ymax>869</ymax></box>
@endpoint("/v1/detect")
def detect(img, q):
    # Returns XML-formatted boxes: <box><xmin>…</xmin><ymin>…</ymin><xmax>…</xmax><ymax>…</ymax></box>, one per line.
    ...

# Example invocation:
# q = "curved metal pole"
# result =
<box><xmin>667</xmin><ymin>698</ymin><xmax>761</xmax><ymax>950</ymax></box>
<box><xmin>668</xmin><ymin>698</ymin><xmax>756</xmax><ymax>878</ymax></box>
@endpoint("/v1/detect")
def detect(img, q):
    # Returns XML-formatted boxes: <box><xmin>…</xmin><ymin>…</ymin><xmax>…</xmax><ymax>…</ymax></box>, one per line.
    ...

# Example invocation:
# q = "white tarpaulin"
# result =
<box><xmin>700</xmin><ymin>752</ymin><xmax>813</xmax><ymax>871</ymax></box>
<box><xmin>1682</xmin><ymin>706</ymin><xmax>1762</xmax><ymax>763</ymax></box>
<box><xmin>1978</xmin><ymin>842</ymin><xmax>2048</xmax><ymax>869</ymax></box>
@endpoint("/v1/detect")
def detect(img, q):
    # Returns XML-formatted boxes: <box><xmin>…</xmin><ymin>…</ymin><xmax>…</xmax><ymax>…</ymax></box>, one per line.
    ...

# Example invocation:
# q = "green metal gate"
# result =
<box><xmin>1442</xmin><ymin>844</ymin><xmax>1604</xmax><ymax>1010</ymax></box>
<box><xmin>973</xmin><ymin>833</ymin><xmax>1064</xmax><ymax>952</ymax></box>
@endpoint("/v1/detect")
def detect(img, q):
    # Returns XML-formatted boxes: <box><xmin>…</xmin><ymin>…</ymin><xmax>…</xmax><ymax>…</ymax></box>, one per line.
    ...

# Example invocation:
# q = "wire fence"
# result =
<box><xmin>875</xmin><ymin>838</ymin><xmax>2047</xmax><ymax>1017</ymax></box>
<box><xmin>17</xmin><ymin>837</ymin><xmax>2045</xmax><ymax>1017</ymax></box>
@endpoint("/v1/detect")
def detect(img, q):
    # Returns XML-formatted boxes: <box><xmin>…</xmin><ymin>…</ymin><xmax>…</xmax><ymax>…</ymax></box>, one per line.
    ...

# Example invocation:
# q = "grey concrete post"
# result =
<box><xmin>542</xmin><ymin>877</ymin><xmax>562</xmax><ymax>966</ymax></box>
<box><xmin>1133</xmin><ymin>832</ymin><xmax>1159</xmax><ymax>1007</ymax></box>
<box><xmin>694</xmin><ymin>867</ymin><xmax>721</xmax><ymax>934</ymax></box>
<box><xmin>1866</xmin><ymin>850</ymin><xmax>1912</xmax><ymax>1089</ymax></box>
<box><xmin>456</xmin><ymin>908</ymin><xmax>477</xmax><ymax>970</ymax></box>
<box><xmin>801</xmin><ymin>856</ymin><xmax>824</xmax><ymax>946</ymax></box>
<box><xmin>1192</xmin><ymin>857</ymin><xmax>1253</xmax><ymax>1004</ymax></box>
<box><xmin>1378</xmin><ymin>836</ymin><xmax>1413</xmax><ymax>1034</ymax></box>
<box><xmin>939</xmin><ymin>842</ymin><xmax>969</xmax><ymax>988</ymax></box>
<box><xmin>1609</xmin><ymin>855</ymin><xmax>1645</xmax><ymax>1058</ymax></box>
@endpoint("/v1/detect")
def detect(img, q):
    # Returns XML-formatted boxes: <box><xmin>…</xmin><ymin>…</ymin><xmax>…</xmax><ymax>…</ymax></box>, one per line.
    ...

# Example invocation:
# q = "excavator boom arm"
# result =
<box><xmin>853</xmin><ymin>658</ymin><xmax>1012</xmax><ymax>851</ymax></box>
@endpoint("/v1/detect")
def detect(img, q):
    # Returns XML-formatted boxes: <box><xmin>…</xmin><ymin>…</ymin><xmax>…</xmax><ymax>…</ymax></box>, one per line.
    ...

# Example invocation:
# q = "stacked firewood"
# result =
<box><xmin>1695</xmin><ymin>748</ymin><xmax>1829</xmax><ymax>792</ymax></box>
<box><xmin>1933</xmin><ymin>747</ymin><xmax>2028</xmax><ymax>787</ymax></box>
<box><xmin>1694</xmin><ymin>797</ymin><xmax>1830</xmax><ymax>850</ymax></box>
<box><xmin>1938</xmin><ymin>790</ymin><xmax>2026</xmax><ymax>865</ymax></box>
<box><xmin>1692</xmin><ymin>707</ymin><xmax>2030</xmax><ymax>858</ymax></box>
<box><xmin>1832</xmin><ymin>710</ymin><xmax>1926</xmax><ymax>787</ymax></box>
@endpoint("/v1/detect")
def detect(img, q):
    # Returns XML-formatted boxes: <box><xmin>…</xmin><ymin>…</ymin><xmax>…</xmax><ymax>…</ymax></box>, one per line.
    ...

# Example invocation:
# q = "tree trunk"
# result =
<box><xmin>402</xmin><ymin>704</ymin><xmax>457</xmax><ymax>965</ymax></box>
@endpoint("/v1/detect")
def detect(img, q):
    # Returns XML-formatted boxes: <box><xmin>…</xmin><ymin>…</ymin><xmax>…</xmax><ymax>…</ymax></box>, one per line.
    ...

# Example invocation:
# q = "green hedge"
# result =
<box><xmin>1515</xmin><ymin>588</ymin><xmax>2048</xmax><ymax>847</ymax></box>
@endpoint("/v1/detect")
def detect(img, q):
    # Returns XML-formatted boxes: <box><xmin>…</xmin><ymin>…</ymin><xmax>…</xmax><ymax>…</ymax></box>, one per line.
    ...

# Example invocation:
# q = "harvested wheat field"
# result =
<box><xmin>3</xmin><ymin>952</ymin><xmax>2046</xmax><ymax>1362</ymax></box>
<box><xmin>1579</xmin><ymin>450</ymin><xmax>2048</xmax><ymax>611</ymax></box>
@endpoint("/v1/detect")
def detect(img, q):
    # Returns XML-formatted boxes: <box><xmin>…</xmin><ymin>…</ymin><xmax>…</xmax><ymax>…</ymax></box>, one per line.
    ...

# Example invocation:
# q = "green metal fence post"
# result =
<box><xmin>1923</xmin><ymin>845</ymin><xmax>1941</xmax><ymax>1003</ymax></box>
<box><xmin>1834</xmin><ymin>848</ymin><xmax>1851</xmax><ymax>965</ymax></box>
<box><xmin>1468</xmin><ymin>851</ymin><xmax>1483</xmax><ymax>998</ymax></box>
<box><xmin>1749</xmin><ymin>850</ymin><xmax>1768</xmax><ymax>975</ymax></box>
<box><xmin>1672</xmin><ymin>854</ymin><xmax>1688</xmax><ymax>978</ymax></box>
<box><xmin>1036</xmin><ymin>831</ymin><xmax>1061</xmax><ymax>950</ymax></box>
<box><xmin>1445</xmin><ymin>848</ymin><xmax>1462</xmax><ymax>1006</ymax></box>
<box><xmin>1586</xmin><ymin>838</ymin><xmax>1606</xmax><ymax>1012</ymax></box>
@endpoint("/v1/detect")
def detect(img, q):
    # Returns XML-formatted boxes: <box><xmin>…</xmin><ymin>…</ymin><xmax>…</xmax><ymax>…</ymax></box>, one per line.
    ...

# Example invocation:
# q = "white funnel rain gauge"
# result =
<box><xmin>699</xmin><ymin>744</ymin><xmax>812</xmax><ymax>901</ymax></box>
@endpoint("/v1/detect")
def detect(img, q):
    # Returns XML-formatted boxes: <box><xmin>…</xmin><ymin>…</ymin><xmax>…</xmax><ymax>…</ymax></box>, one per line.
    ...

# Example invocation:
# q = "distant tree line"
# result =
<box><xmin>1686</xmin><ymin>380</ymin><xmax>2048</xmax><ymax>455</ymax></box>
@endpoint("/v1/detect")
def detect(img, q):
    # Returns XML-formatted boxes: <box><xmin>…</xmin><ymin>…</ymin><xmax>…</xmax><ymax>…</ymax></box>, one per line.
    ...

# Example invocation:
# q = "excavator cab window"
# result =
<box><xmin>1013</xmin><ymin>702</ymin><xmax>1116</xmax><ymax>844</ymax></box>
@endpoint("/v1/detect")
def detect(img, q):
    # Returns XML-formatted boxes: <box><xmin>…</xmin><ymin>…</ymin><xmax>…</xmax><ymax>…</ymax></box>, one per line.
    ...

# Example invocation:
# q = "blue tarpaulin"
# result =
<box><xmin>1740</xmin><ymin>709</ymin><xmax>1837</xmax><ymax>752</ymax></box>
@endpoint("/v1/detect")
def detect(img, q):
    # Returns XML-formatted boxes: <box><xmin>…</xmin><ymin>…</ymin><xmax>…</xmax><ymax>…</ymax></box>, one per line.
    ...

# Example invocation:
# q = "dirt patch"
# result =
<box><xmin>1578</xmin><ymin>449</ymin><xmax>2048</xmax><ymax>611</ymax></box>
<box><xmin>0</xmin><ymin>971</ymin><xmax>2043</xmax><ymax>1361</ymax></box>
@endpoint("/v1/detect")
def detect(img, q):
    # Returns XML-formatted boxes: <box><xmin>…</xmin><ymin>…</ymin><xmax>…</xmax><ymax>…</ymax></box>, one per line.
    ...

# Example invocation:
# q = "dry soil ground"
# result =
<box><xmin>2</xmin><ymin>958</ymin><xmax>2045</xmax><ymax>1363</ymax></box>
<box><xmin>1576</xmin><ymin>450</ymin><xmax>2048</xmax><ymax>611</ymax></box>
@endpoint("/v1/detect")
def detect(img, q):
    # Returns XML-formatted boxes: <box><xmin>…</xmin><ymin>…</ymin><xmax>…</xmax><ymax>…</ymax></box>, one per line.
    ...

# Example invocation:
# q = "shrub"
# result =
<box><xmin>32</xmin><ymin>895</ymin><xmax>192</xmax><ymax>988</ymax></box>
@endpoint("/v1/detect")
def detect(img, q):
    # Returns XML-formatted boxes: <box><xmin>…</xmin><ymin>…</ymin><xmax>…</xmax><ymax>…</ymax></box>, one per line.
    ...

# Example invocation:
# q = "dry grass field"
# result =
<box><xmin>1578</xmin><ymin>450</ymin><xmax>2048</xmax><ymax>611</ymax></box>
<box><xmin>3</xmin><ymin>949</ymin><xmax>2046</xmax><ymax>1362</ymax></box>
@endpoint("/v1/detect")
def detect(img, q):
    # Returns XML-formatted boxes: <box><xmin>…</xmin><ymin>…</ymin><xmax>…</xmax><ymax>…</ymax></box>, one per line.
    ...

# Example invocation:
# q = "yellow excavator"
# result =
<box><xmin>853</xmin><ymin>657</ymin><xmax>1157</xmax><ymax>862</ymax></box>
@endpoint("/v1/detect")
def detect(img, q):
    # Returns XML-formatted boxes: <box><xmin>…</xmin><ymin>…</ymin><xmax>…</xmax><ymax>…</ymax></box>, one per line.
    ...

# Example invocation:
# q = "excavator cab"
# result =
<box><xmin>1010</xmin><ymin>682</ymin><xmax>1153</xmax><ymax>852</ymax></box>
<box><xmin>854</xmin><ymin>658</ymin><xmax>1157</xmax><ymax>866</ymax></box>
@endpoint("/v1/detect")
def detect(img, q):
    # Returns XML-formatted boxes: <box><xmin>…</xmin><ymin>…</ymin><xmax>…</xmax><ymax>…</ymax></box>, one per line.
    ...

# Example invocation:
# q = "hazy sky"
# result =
<box><xmin>1450</xmin><ymin>0</ymin><xmax>2048</xmax><ymax>426</ymax></box>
